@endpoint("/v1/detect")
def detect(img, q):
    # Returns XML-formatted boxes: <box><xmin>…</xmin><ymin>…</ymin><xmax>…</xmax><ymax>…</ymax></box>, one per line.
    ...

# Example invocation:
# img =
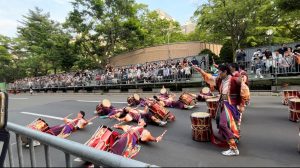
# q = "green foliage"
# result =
<box><xmin>219</xmin><ymin>40</ymin><xmax>234</xmax><ymax>63</ymax></box>
<box><xmin>194</xmin><ymin>0</ymin><xmax>300</xmax><ymax>60</ymax></box>
<box><xmin>199</xmin><ymin>49</ymin><xmax>220</xmax><ymax>65</ymax></box>
<box><xmin>277</xmin><ymin>0</ymin><xmax>300</xmax><ymax>11</ymax></box>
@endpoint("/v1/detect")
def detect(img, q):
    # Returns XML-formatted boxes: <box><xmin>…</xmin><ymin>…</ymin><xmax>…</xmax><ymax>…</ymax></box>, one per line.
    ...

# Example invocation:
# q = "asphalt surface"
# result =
<box><xmin>4</xmin><ymin>93</ymin><xmax>300</xmax><ymax>167</ymax></box>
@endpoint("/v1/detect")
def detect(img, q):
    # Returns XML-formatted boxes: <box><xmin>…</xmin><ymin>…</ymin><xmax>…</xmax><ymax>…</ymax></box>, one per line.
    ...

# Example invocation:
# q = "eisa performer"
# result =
<box><xmin>127</xmin><ymin>93</ymin><xmax>147</xmax><ymax>107</ymax></box>
<box><xmin>193</xmin><ymin>64</ymin><xmax>250</xmax><ymax>156</ymax></box>
<box><xmin>95</xmin><ymin>99</ymin><xmax>123</xmax><ymax>117</ymax></box>
<box><xmin>154</xmin><ymin>86</ymin><xmax>197</xmax><ymax>109</ymax></box>
<box><xmin>111</xmin><ymin>120</ymin><xmax>167</xmax><ymax>158</ymax></box>
<box><xmin>46</xmin><ymin>111</ymin><xmax>96</xmax><ymax>139</ymax></box>
<box><xmin>109</xmin><ymin>106</ymin><xmax>168</xmax><ymax>126</ymax></box>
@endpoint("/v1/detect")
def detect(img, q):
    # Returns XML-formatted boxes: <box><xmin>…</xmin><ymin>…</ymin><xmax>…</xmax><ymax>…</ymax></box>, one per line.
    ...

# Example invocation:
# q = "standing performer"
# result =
<box><xmin>193</xmin><ymin>64</ymin><xmax>250</xmax><ymax>156</ymax></box>
<box><xmin>110</xmin><ymin>120</ymin><xmax>167</xmax><ymax>158</ymax></box>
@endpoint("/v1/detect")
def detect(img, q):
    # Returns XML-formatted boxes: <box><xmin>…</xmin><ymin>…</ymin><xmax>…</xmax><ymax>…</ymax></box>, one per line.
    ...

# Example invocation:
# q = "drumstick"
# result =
<box><xmin>87</xmin><ymin>116</ymin><xmax>98</xmax><ymax>123</ymax></box>
<box><xmin>160</xmin><ymin>130</ymin><xmax>167</xmax><ymax>137</ymax></box>
<box><xmin>64</xmin><ymin>113</ymin><xmax>73</xmax><ymax>119</ymax></box>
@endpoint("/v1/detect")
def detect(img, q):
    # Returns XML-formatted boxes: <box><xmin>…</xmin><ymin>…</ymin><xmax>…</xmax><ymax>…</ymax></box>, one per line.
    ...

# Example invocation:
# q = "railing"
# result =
<box><xmin>242</xmin><ymin>42</ymin><xmax>300</xmax><ymax>62</ymax></box>
<box><xmin>6</xmin><ymin>122</ymin><xmax>158</xmax><ymax>167</ymax></box>
<box><xmin>238</xmin><ymin>57</ymin><xmax>300</xmax><ymax>78</ymax></box>
<box><xmin>8</xmin><ymin>55</ymin><xmax>210</xmax><ymax>91</ymax></box>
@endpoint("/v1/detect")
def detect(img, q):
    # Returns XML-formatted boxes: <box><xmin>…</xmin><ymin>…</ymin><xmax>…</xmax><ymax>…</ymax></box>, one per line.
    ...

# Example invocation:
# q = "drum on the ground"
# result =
<box><xmin>201</xmin><ymin>87</ymin><xmax>211</xmax><ymax>95</ymax></box>
<box><xmin>288</xmin><ymin>98</ymin><xmax>300</xmax><ymax>122</ymax></box>
<box><xmin>282</xmin><ymin>90</ymin><xmax>298</xmax><ymax>105</ymax></box>
<box><xmin>127</xmin><ymin>96</ymin><xmax>135</xmax><ymax>106</ymax></box>
<box><xmin>102</xmin><ymin>99</ymin><xmax>111</xmax><ymax>108</ymax></box>
<box><xmin>179</xmin><ymin>92</ymin><xmax>197</xmax><ymax>106</ymax></box>
<box><xmin>190</xmin><ymin>112</ymin><xmax>211</xmax><ymax>142</ymax></box>
<box><xmin>86</xmin><ymin>125</ymin><xmax>118</xmax><ymax>151</ymax></box>
<box><xmin>206</xmin><ymin>98</ymin><xmax>219</xmax><ymax>119</ymax></box>
<box><xmin>22</xmin><ymin>119</ymin><xmax>49</xmax><ymax>144</ymax></box>
<box><xmin>149</xmin><ymin>102</ymin><xmax>170</xmax><ymax>121</ymax></box>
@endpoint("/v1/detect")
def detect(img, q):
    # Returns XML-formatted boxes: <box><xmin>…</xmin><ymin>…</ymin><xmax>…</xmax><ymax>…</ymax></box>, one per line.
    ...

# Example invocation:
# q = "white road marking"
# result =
<box><xmin>76</xmin><ymin>100</ymin><xmax>127</xmax><ymax>104</ymax></box>
<box><xmin>9</xmin><ymin>98</ymin><xmax>29</xmax><ymax>100</ymax></box>
<box><xmin>74</xmin><ymin>157</ymin><xmax>83</xmax><ymax>162</ymax></box>
<box><xmin>20</xmin><ymin>112</ymin><xmax>93</xmax><ymax>125</ymax></box>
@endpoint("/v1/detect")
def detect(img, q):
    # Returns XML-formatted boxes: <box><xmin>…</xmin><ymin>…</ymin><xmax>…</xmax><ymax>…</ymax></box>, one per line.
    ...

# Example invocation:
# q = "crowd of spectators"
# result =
<box><xmin>10</xmin><ymin>56</ymin><xmax>207</xmax><ymax>90</ymax></box>
<box><xmin>237</xmin><ymin>44</ymin><xmax>300</xmax><ymax>79</ymax></box>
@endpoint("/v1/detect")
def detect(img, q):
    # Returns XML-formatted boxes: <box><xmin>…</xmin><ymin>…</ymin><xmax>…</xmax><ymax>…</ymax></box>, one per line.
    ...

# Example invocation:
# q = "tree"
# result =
<box><xmin>17</xmin><ymin>7</ymin><xmax>76</xmax><ymax>75</ymax></box>
<box><xmin>277</xmin><ymin>0</ymin><xmax>300</xmax><ymax>11</ymax></box>
<box><xmin>194</xmin><ymin>0</ymin><xmax>265</xmax><ymax>60</ymax></box>
<box><xmin>65</xmin><ymin>0</ymin><xmax>145</xmax><ymax>62</ymax></box>
<box><xmin>194</xmin><ymin>0</ymin><xmax>299</xmax><ymax>60</ymax></box>
<box><xmin>0</xmin><ymin>35</ymin><xmax>14</xmax><ymax>82</ymax></box>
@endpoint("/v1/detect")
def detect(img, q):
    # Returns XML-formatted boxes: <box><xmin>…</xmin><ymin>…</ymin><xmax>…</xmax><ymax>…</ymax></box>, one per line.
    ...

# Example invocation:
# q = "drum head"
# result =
<box><xmin>160</xmin><ymin>88</ymin><xmax>167</xmax><ymax>94</ymax></box>
<box><xmin>202</xmin><ymin>87</ymin><xmax>210</xmax><ymax>94</ymax></box>
<box><xmin>102</xmin><ymin>99</ymin><xmax>111</xmax><ymax>108</ymax></box>
<box><xmin>289</xmin><ymin>98</ymin><xmax>300</xmax><ymax>103</ymax></box>
<box><xmin>191</xmin><ymin>112</ymin><xmax>209</xmax><ymax>118</ymax></box>
<box><xmin>206</xmin><ymin>98</ymin><xmax>219</xmax><ymax>102</ymax></box>
<box><xmin>133</xmin><ymin>94</ymin><xmax>140</xmax><ymax>101</ymax></box>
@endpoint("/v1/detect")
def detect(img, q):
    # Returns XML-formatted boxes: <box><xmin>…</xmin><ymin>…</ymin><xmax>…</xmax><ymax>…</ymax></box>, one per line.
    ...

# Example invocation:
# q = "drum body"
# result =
<box><xmin>206</xmin><ymin>98</ymin><xmax>219</xmax><ymax>119</ymax></box>
<box><xmin>149</xmin><ymin>103</ymin><xmax>170</xmax><ymax>121</ymax></box>
<box><xmin>282</xmin><ymin>90</ymin><xmax>298</xmax><ymax>105</ymax></box>
<box><xmin>190</xmin><ymin>112</ymin><xmax>211</xmax><ymax>142</ymax></box>
<box><xmin>288</xmin><ymin>98</ymin><xmax>300</xmax><ymax>122</ymax></box>
<box><xmin>22</xmin><ymin>119</ymin><xmax>49</xmax><ymax>144</ymax></box>
<box><xmin>127</xmin><ymin>96</ymin><xmax>135</xmax><ymax>106</ymax></box>
<box><xmin>179</xmin><ymin>92</ymin><xmax>196</xmax><ymax>106</ymax></box>
<box><xmin>87</xmin><ymin>126</ymin><xmax>118</xmax><ymax>151</ymax></box>
<box><xmin>201</xmin><ymin>87</ymin><xmax>212</xmax><ymax>96</ymax></box>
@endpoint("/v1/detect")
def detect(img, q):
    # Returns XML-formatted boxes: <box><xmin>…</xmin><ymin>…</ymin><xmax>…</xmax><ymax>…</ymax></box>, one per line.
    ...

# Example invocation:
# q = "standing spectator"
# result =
<box><xmin>278</xmin><ymin>44</ymin><xmax>288</xmax><ymax>56</ymax></box>
<box><xmin>236</xmin><ymin>49</ymin><xmax>246</xmax><ymax>64</ymax></box>
<box><xmin>191</xmin><ymin>57</ymin><xmax>199</xmax><ymax>66</ymax></box>
<box><xmin>253</xmin><ymin>58</ymin><xmax>264</xmax><ymax>79</ymax></box>
<box><xmin>252</xmin><ymin>49</ymin><xmax>263</xmax><ymax>61</ymax></box>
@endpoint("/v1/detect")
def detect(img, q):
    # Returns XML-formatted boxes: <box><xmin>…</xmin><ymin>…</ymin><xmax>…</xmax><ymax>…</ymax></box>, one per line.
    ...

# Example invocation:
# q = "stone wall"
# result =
<box><xmin>109</xmin><ymin>41</ymin><xmax>222</xmax><ymax>66</ymax></box>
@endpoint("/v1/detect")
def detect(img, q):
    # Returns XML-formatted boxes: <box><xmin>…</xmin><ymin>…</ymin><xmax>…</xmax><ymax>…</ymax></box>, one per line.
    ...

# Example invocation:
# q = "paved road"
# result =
<box><xmin>5</xmin><ymin>93</ymin><xmax>300</xmax><ymax>167</ymax></box>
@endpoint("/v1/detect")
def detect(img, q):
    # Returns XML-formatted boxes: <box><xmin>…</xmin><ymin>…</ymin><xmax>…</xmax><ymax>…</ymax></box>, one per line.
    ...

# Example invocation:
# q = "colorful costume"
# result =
<box><xmin>45</xmin><ymin>118</ymin><xmax>87</xmax><ymax>137</ymax></box>
<box><xmin>127</xmin><ymin>94</ymin><xmax>147</xmax><ymax>107</ymax></box>
<box><xmin>194</xmin><ymin>65</ymin><xmax>250</xmax><ymax>156</ymax></box>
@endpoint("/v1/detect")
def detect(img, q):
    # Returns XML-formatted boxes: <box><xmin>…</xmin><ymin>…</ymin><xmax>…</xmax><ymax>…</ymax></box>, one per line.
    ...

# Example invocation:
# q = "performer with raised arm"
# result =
<box><xmin>192</xmin><ymin>63</ymin><xmax>250</xmax><ymax>156</ymax></box>
<box><xmin>110</xmin><ymin>119</ymin><xmax>167</xmax><ymax>158</ymax></box>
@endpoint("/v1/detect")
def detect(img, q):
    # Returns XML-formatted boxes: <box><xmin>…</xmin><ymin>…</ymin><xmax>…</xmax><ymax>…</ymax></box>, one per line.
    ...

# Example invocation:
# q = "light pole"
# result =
<box><xmin>167</xmin><ymin>31</ymin><xmax>171</xmax><ymax>59</ymax></box>
<box><xmin>266</xmin><ymin>29</ymin><xmax>277</xmax><ymax>91</ymax></box>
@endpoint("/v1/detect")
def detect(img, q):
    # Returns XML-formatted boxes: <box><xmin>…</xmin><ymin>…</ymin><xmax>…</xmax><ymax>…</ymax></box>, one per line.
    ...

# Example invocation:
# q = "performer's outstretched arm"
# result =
<box><xmin>192</xmin><ymin>65</ymin><xmax>216</xmax><ymax>90</ymax></box>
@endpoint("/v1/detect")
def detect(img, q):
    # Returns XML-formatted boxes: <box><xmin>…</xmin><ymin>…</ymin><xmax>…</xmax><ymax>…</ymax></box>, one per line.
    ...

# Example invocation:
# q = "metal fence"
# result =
<box><xmin>243</xmin><ymin>42</ymin><xmax>300</xmax><ymax>62</ymax></box>
<box><xmin>238</xmin><ymin>55</ymin><xmax>300</xmax><ymax>78</ymax></box>
<box><xmin>5</xmin><ymin>122</ymin><xmax>157</xmax><ymax>167</ymax></box>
